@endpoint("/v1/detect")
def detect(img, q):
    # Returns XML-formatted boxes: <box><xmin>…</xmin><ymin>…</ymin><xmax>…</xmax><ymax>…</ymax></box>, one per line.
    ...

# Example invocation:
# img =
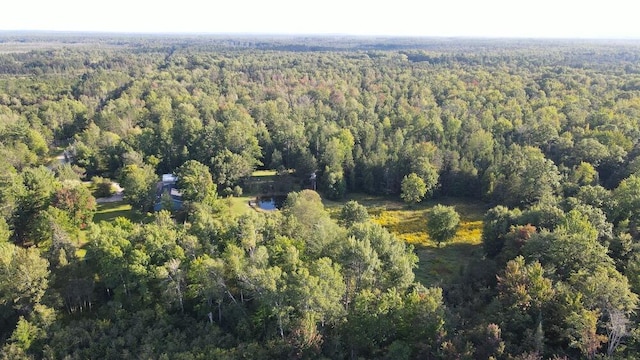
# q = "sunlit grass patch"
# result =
<box><xmin>224</xmin><ymin>195</ymin><xmax>254</xmax><ymax>217</ymax></box>
<box><xmin>372</xmin><ymin>209</ymin><xmax>402</xmax><ymax>228</ymax></box>
<box><xmin>457</xmin><ymin>220</ymin><xmax>483</xmax><ymax>245</ymax></box>
<box><xmin>93</xmin><ymin>201</ymin><xmax>136</xmax><ymax>223</ymax></box>
<box><xmin>397</xmin><ymin>232</ymin><xmax>429</xmax><ymax>246</ymax></box>
<box><xmin>367</xmin><ymin>197</ymin><xmax>487</xmax><ymax>286</ymax></box>
<box><xmin>323</xmin><ymin>193</ymin><xmax>404</xmax><ymax>211</ymax></box>
<box><xmin>373</xmin><ymin>208</ymin><xmax>483</xmax><ymax>247</ymax></box>
<box><xmin>252</xmin><ymin>170</ymin><xmax>278</xmax><ymax>177</ymax></box>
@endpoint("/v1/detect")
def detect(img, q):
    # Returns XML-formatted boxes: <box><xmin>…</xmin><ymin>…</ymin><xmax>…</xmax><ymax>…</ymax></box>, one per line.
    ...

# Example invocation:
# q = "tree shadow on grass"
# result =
<box><xmin>413</xmin><ymin>242</ymin><xmax>483</xmax><ymax>287</ymax></box>
<box><xmin>93</xmin><ymin>201</ymin><xmax>150</xmax><ymax>223</ymax></box>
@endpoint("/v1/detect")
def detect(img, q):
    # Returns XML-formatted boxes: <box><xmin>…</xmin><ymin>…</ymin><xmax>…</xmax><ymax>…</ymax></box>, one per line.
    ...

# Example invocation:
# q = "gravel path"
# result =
<box><xmin>96</xmin><ymin>183</ymin><xmax>125</xmax><ymax>203</ymax></box>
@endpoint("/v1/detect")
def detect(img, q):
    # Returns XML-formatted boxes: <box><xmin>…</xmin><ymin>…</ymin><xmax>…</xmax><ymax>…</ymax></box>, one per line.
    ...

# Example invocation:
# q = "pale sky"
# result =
<box><xmin>1</xmin><ymin>0</ymin><xmax>639</xmax><ymax>38</ymax></box>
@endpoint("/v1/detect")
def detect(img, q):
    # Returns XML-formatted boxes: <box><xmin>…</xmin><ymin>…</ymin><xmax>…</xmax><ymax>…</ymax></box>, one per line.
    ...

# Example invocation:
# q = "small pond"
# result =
<box><xmin>257</xmin><ymin>195</ymin><xmax>287</xmax><ymax>211</ymax></box>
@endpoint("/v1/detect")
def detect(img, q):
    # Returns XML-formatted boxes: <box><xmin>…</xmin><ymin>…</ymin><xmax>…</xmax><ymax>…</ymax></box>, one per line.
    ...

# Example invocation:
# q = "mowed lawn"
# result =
<box><xmin>93</xmin><ymin>201</ymin><xmax>136</xmax><ymax>223</ymax></box>
<box><xmin>223</xmin><ymin>195</ymin><xmax>255</xmax><ymax>217</ymax></box>
<box><xmin>93</xmin><ymin>201</ymin><xmax>153</xmax><ymax>224</ymax></box>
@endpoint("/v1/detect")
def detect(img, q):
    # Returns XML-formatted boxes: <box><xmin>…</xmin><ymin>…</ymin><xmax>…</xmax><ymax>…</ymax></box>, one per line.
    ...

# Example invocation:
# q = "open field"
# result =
<box><xmin>251</xmin><ymin>169</ymin><xmax>279</xmax><ymax>177</ymax></box>
<box><xmin>370</xmin><ymin>198</ymin><xmax>485</xmax><ymax>246</ymax></box>
<box><xmin>93</xmin><ymin>200</ymin><xmax>152</xmax><ymax>224</ymax></box>
<box><xmin>223</xmin><ymin>195</ymin><xmax>254</xmax><ymax>216</ymax></box>
<box><xmin>325</xmin><ymin>193</ymin><xmax>487</xmax><ymax>286</ymax></box>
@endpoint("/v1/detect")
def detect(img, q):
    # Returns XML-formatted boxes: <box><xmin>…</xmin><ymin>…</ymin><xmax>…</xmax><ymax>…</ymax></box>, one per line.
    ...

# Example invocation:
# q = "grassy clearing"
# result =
<box><xmin>413</xmin><ymin>242</ymin><xmax>483</xmax><ymax>287</ymax></box>
<box><xmin>323</xmin><ymin>193</ymin><xmax>405</xmax><ymax>219</ymax></box>
<box><xmin>366</xmin><ymin>197</ymin><xmax>486</xmax><ymax>286</ymax></box>
<box><xmin>371</xmin><ymin>198</ymin><xmax>484</xmax><ymax>247</ymax></box>
<box><xmin>93</xmin><ymin>201</ymin><xmax>151</xmax><ymax>223</ymax></box>
<box><xmin>223</xmin><ymin>195</ymin><xmax>255</xmax><ymax>217</ymax></box>
<box><xmin>251</xmin><ymin>170</ymin><xmax>278</xmax><ymax>177</ymax></box>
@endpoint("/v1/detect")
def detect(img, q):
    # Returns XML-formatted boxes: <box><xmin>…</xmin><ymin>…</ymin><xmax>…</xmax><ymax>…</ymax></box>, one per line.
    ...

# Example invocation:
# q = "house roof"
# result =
<box><xmin>162</xmin><ymin>174</ymin><xmax>177</xmax><ymax>183</ymax></box>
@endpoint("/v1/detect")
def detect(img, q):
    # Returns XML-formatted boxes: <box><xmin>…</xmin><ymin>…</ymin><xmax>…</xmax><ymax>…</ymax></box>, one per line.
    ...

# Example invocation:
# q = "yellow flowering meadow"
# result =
<box><xmin>373</xmin><ymin>207</ymin><xmax>483</xmax><ymax>247</ymax></box>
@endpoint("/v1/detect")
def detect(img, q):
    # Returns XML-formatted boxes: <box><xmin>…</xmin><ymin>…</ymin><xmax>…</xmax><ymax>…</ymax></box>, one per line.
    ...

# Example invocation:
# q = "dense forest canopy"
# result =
<box><xmin>1</xmin><ymin>34</ymin><xmax>640</xmax><ymax>359</ymax></box>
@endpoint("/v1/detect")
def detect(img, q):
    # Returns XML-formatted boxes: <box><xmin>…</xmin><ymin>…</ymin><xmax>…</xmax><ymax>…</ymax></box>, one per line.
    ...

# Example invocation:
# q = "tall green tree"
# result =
<box><xmin>339</xmin><ymin>200</ymin><xmax>369</xmax><ymax>228</ymax></box>
<box><xmin>426</xmin><ymin>205</ymin><xmax>460</xmax><ymax>247</ymax></box>
<box><xmin>400</xmin><ymin>173</ymin><xmax>427</xmax><ymax>205</ymax></box>
<box><xmin>175</xmin><ymin>160</ymin><xmax>217</xmax><ymax>205</ymax></box>
<box><xmin>486</xmin><ymin>145</ymin><xmax>561</xmax><ymax>207</ymax></box>
<box><xmin>482</xmin><ymin>205</ymin><xmax>522</xmax><ymax>258</ymax></box>
<box><xmin>348</xmin><ymin>222</ymin><xmax>417</xmax><ymax>291</ymax></box>
<box><xmin>282</xmin><ymin>190</ymin><xmax>345</xmax><ymax>259</ymax></box>
<box><xmin>119</xmin><ymin>164</ymin><xmax>157</xmax><ymax>212</ymax></box>
<box><xmin>0</xmin><ymin>241</ymin><xmax>50</xmax><ymax>321</ymax></box>
<box><xmin>187</xmin><ymin>254</ymin><xmax>233</xmax><ymax>323</ymax></box>
<box><xmin>613</xmin><ymin>174</ymin><xmax>640</xmax><ymax>227</ymax></box>
<box><xmin>11</xmin><ymin>167</ymin><xmax>61</xmax><ymax>245</ymax></box>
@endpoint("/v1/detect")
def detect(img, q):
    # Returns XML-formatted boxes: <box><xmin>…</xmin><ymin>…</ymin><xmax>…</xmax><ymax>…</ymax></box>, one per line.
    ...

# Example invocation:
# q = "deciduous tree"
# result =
<box><xmin>176</xmin><ymin>160</ymin><xmax>217</xmax><ymax>205</ymax></box>
<box><xmin>426</xmin><ymin>205</ymin><xmax>460</xmax><ymax>247</ymax></box>
<box><xmin>52</xmin><ymin>183</ymin><xmax>96</xmax><ymax>228</ymax></box>
<box><xmin>401</xmin><ymin>173</ymin><xmax>427</xmax><ymax>205</ymax></box>
<box><xmin>119</xmin><ymin>164</ymin><xmax>157</xmax><ymax>212</ymax></box>
<box><xmin>339</xmin><ymin>200</ymin><xmax>369</xmax><ymax>228</ymax></box>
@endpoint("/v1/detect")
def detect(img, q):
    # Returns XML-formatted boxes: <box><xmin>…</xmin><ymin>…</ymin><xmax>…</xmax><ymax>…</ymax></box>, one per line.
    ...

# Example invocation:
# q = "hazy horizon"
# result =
<box><xmin>2</xmin><ymin>30</ymin><xmax>640</xmax><ymax>41</ymax></box>
<box><xmin>2</xmin><ymin>0</ymin><xmax>639</xmax><ymax>40</ymax></box>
